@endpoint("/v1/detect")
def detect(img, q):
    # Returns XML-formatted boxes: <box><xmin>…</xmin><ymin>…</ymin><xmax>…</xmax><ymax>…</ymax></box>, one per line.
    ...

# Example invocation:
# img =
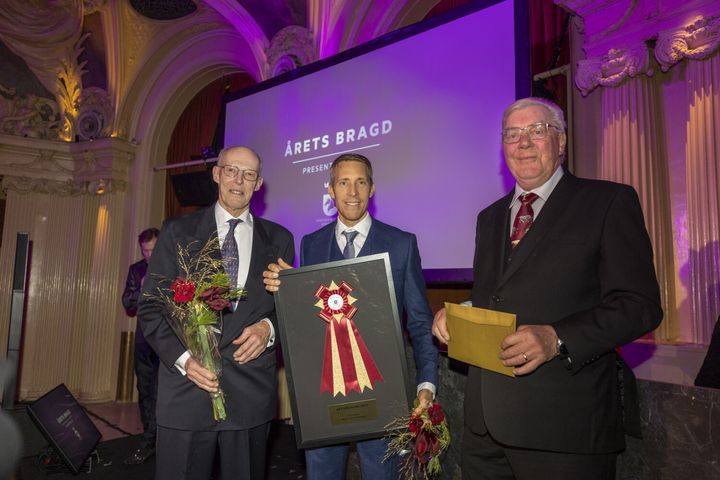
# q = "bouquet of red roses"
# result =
<box><xmin>153</xmin><ymin>238</ymin><xmax>244</xmax><ymax>422</ymax></box>
<box><xmin>385</xmin><ymin>402</ymin><xmax>451</xmax><ymax>479</ymax></box>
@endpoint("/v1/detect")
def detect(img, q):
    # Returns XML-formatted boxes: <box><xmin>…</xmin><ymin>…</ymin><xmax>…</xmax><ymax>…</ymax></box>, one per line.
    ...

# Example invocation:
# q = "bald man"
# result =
<box><xmin>139</xmin><ymin>146</ymin><xmax>294</xmax><ymax>480</ymax></box>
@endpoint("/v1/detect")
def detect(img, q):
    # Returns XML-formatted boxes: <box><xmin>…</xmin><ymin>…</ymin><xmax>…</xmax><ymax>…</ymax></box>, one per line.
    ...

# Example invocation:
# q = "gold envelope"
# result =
<box><xmin>444</xmin><ymin>302</ymin><xmax>516</xmax><ymax>377</ymax></box>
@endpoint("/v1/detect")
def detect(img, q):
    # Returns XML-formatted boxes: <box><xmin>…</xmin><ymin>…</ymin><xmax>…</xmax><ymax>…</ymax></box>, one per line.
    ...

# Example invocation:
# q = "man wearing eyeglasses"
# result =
<box><xmin>139</xmin><ymin>146</ymin><xmax>294</xmax><ymax>480</ymax></box>
<box><xmin>432</xmin><ymin>97</ymin><xmax>662</xmax><ymax>479</ymax></box>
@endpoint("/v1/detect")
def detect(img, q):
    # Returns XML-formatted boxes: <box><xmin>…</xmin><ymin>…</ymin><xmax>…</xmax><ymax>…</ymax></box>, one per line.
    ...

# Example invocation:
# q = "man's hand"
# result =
<box><xmin>431</xmin><ymin>308</ymin><xmax>450</xmax><ymax>344</ymax></box>
<box><xmin>232</xmin><ymin>321</ymin><xmax>271</xmax><ymax>364</ymax></box>
<box><xmin>262</xmin><ymin>258</ymin><xmax>292</xmax><ymax>292</ymax></box>
<box><xmin>185</xmin><ymin>357</ymin><xmax>219</xmax><ymax>393</ymax></box>
<box><xmin>412</xmin><ymin>388</ymin><xmax>434</xmax><ymax>416</ymax></box>
<box><xmin>499</xmin><ymin>325</ymin><xmax>559</xmax><ymax>375</ymax></box>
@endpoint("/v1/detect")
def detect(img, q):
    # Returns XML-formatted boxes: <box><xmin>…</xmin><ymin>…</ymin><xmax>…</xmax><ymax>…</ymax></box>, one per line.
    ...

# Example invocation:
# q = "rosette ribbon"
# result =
<box><xmin>315</xmin><ymin>280</ymin><xmax>384</xmax><ymax>396</ymax></box>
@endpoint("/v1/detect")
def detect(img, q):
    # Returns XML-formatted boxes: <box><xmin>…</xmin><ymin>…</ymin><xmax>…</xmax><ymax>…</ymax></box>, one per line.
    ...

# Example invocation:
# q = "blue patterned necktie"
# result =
<box><xmin>222</xmin><ymin>219</ymin><xmax>241</xmax><ymax>287</ymax></box>
<box><xmin>342</xmin><ymin>230</ymin><xmax>359</xmax><ymax>259</ymax></box>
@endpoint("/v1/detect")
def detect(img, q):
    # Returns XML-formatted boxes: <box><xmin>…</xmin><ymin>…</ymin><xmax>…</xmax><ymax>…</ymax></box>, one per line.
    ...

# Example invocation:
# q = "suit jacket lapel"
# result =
<box><xmin>498</xmin><ymin>173</ymin><xmax>577</xmax><ymax>286</ymax></box>
<box><xmin>188</xmin><ymin>207</ymin><xmax>221</xmax><ymax>261</ymax></box>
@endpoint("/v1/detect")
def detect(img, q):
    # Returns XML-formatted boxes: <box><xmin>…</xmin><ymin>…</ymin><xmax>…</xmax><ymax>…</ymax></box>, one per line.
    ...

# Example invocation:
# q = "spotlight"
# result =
<box><xmin>96</xmin><ymin>179</ymin><xmax>106</xmax><ymax>195</ymax></box>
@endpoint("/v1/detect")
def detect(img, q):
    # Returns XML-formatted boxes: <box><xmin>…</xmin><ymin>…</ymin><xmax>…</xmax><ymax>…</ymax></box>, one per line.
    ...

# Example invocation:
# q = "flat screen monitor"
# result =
<box><xmin>27</xmin><ymin>384</ymin><xmax>101</xmax><ymax>474</ymax></box>
<box><xmin>223</xmin><ymin>0</ymin><xmax>529</xmax><ymax>280</ymax></box>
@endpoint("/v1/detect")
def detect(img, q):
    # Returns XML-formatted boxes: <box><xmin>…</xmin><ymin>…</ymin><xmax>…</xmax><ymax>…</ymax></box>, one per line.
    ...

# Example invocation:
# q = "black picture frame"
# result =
<box><xmin>275</xmin><ymin>253</ymin><xmax>412</xmax><ymax>448</ymax></box>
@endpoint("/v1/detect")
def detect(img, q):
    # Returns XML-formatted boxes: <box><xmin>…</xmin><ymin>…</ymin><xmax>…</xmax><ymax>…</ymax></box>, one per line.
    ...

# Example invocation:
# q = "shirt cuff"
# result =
<box><xmin>417</xmin><ymin>382</ymin><xmax>436</xmax><ymax>400</ymax></box>
<box><xmin>261</xmin><ymin>318</ymin><xmax>275</xmax><ymax>347</ymax></box>
<box><xmin>461</xmin><ymin>300</ymin><xmax>473</xmax><ymax>307</ymax></box>
<box><xmin>175</xmin><ymin>350</ymin><xmax>191</xmax><ymax>375</ymax></box>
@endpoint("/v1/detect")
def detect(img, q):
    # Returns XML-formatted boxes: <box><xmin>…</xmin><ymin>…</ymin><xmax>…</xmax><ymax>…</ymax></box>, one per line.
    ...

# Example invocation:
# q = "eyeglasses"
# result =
<box><xmin>502</xmin><ymin>122</ymin><xmax>559</xmax><ymax>144</ymax></box>
<box><xmin>218</xmin><ymin>165</ymin><xmax>259</xmax><ymax>182</ymax></box>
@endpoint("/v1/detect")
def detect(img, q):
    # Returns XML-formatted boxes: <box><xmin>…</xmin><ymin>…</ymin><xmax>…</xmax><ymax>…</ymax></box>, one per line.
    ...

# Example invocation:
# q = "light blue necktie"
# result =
<box><xmin>342</xmin><ymin>230</ymin><xmax>359</xmax><ymax>259</ymax></box>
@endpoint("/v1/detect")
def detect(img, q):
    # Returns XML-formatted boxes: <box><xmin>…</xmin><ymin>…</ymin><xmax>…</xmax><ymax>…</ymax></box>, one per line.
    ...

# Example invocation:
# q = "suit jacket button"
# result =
<box><xmin>491</xmin><ymin>295</ymin><xmax>501</xmax><ymax>303</ymax></box>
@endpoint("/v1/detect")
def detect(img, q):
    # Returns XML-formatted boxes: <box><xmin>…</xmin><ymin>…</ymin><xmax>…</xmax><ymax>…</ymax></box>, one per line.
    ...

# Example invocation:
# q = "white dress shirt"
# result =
<box><xmin>175</xmin><ymin>204</ymin><xmax>274</xmax><ymax>374</ymax></box>
<box><xmin>335</xmin><ymin>213</ymin><xmax>372</xmax><ymax>255</ymax></box>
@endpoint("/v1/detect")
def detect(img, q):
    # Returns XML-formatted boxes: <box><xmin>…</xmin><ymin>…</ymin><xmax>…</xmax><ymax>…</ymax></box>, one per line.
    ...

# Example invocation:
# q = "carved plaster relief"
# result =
<box><xmin>265</xmin><ymin>26</ymin><xmax>317</xmax><ymax>78</ymax></box>
<box><xmin>0</xmin><ymin>135</ymin><xmax>134</xmax><ymax>195</ymax></box>
<box><xmin>576</xmin><ymin>44</ymin><xmax>653</xmax><ymax>96</ymax></box>
<box><xmin>656</xmin><ymin>15</ymin><xmax>720</xmax><ymax>71</ymax></box>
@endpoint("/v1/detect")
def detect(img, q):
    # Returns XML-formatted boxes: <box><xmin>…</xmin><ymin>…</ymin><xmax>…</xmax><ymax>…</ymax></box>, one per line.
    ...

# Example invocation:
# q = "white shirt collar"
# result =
<box><xmin>214</xmin><ymin>203</ymin><xmax>253</xmax><ymax>227</ymax></box>
<box><xmin>335</xmin><ymin>213</ymin><xmax>372</xmax><ymax>238</ymax></box>
<box><xmin>511</xmin><ymin>166</ymin><xmax>564</xmax><ymax>207</ymax></box>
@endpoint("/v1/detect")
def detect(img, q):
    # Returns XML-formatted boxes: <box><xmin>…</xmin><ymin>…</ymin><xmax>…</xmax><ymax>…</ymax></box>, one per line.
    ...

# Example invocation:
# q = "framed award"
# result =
<box><xmin>274</xmin><ymin>253</ymin><xmax>412</xmax><ymax>448</ymax></box>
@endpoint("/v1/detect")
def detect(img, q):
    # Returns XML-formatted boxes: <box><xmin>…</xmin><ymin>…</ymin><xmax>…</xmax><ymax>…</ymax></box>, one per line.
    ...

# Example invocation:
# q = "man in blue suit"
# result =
<box><xmin>264</xmin><ymin>153</ymin><xmax>438</xmax><ymax>479</ymax></box>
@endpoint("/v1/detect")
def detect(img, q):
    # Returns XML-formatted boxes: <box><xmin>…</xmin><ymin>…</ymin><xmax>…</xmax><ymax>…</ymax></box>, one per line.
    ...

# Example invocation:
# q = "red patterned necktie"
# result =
<box><xmin>510</xmin><ymin>192</ymin><xmax>539</xmax><ymax>248</ymax></box>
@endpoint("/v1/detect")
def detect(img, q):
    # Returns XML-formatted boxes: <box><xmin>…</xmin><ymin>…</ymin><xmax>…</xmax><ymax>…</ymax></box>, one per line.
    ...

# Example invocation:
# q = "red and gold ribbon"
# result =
<box><xmin>315</xmin><ymin>280</ymin><xmax>384</xmax><ymax>396</ymax></box>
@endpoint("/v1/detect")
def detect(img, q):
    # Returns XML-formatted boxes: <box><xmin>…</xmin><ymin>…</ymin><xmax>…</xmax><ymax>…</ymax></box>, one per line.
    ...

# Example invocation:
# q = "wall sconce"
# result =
<box><xmin>96</xmin><ymin>179</ymin><xmax>106</xmax><ymax>195</ymax></box>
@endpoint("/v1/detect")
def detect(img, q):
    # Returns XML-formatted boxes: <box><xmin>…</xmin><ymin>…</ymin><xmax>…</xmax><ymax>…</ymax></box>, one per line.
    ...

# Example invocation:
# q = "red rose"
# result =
<box><xmin>429</xmin><ymin>431</ymin><xmax>441</xmax><ymax>454</ymax></box>
<box><xmin>415</xmin><ymin>430</ymin><xmax>432</xmax><ymax>464</ymax></box>
<box><xmin>409</xmin><ymin>416</ymin><xmax>423</xmax><ymax>434</ymax></box>
<box><xmin>171</xmin><ymin>278</ymin><xmax>196</xmax><ymax>303</ymax></box>
<box><xmin>428</xmin><ymin>403</ymin><xmax>445</xmax><ymax>425</ymax></box>
<box><xmin>198</xmin><ymin>286</ymin><xmax>231</xmax><ymax>311</ymax></box>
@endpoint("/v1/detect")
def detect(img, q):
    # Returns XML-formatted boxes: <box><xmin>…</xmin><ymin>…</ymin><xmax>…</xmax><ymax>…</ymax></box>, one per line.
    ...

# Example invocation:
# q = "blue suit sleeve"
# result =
<box><xmin>401</xmin><ymin>234</ymin><xmax>439</xmax><ymax>387</ymax></box>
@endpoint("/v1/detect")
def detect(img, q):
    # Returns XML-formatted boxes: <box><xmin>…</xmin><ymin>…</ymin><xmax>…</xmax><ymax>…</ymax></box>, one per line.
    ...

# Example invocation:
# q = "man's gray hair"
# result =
<box><xmin>502</xmin><ymin>97</ymin><xmax>567</xmax><ymax>132</ymax></box>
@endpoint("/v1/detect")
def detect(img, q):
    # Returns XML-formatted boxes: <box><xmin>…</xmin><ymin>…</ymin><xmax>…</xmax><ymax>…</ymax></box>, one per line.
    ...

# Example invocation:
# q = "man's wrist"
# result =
<box><xmin>556</xmin><ymin>338</ymin><xmax>572</xmax><ymax>368</ymax></box>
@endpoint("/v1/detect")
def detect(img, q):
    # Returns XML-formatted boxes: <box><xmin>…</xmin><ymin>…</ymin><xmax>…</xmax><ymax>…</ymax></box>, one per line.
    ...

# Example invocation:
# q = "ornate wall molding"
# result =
<box><xmin>558</xmin><ymin>0</ymin><xmax>720</xmax><ymax>92</ymax></box>
<box><xmin>76</xmin><ymin>87</ymin><xmax>113</xmax><ymax>141</ymax></box>
<box><xmin>576</xmin><ymin>44</ymin><xmax>653</xmax><ymax>96</ymax></box>
<box><xmin>0</xmin><ymin>134</ymin><xmax>134</xmax><ymax>195</ymax></box>
<box><xmin>265</xmin><ymin>26</ymin><xmax>317</xmax><ymax>78</ymax></box>
<box><xmin>656</xmin><ymin>15</ymin><xmax>720</xmax><ymax>71</ymax></box>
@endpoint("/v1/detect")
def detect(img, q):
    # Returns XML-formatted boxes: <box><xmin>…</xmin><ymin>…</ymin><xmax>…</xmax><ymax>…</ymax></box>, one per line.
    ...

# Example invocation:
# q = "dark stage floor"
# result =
<box><xmin>16</xmin><ymin>422</ymin><xmax>306</xmax><ymax>480</ymax></box>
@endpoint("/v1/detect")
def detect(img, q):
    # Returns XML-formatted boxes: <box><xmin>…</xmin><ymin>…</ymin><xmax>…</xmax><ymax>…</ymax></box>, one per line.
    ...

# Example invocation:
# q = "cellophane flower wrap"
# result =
<box><xmin>151</xmin><ymin>238</ymin><xmax>244</xmax><ymax>422</ymax></box>
<box><xmin>384</xmin><ymin>402</ymin><xmax>450</xmax><ymax>479</ymax></box>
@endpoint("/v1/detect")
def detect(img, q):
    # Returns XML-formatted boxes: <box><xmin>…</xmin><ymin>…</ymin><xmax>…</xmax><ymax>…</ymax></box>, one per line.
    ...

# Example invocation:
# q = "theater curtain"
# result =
<box><xmin>599</xmin><ymin>76</ymin><xmax>678</xmax><ymax>341</ymax></box>
<box><xmin>530</xmin><ymin>0</ymin><xmax>569</xmax><ymax>110</ymax></box>
<box><xmin>686</xmin><ymin>52</ymin><xmax>720</xmax><ymax>344</ymax></box>
<box><xmin>164</xmin><ymin>73</ymin><xmax>255</xmax><ymax>218</ymax></box>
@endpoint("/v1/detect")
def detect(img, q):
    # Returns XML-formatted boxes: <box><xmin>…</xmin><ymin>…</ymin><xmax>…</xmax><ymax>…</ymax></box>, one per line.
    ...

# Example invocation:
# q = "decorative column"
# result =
<box><xmin>0</xmin><ymin>134</ymin><xmax>135</xmax><ymax>401</ymax></box>
<box><xmin>657</xmin><ymin>16</ymin><xmax>720</xmax><ymax>344</ymax></box>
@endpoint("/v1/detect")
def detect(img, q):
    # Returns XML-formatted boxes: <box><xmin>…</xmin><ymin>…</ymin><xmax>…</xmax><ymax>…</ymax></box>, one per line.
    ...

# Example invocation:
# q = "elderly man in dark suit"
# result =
<box><xmin>139</xmin><ymin>146</ymin><xmax>294</xmax><ymax>480</ymax></box>
<box><xmin>432</xmin><ymin>97</ymin><xmax>662</xmax><ymax>480</ymax></box>
<box><xmin>264</xmin><ymin>153</ymin><xmax>438</xmax><ymax>479</ymax></box>
<box><xmin>122</xmin><ymin>227</ymin><xmax>160</xmax><ymax>465</ymax></box>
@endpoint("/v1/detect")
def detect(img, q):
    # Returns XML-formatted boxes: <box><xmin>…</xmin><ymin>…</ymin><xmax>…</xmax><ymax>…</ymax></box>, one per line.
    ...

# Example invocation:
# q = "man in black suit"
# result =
<box><xmin>122</xmin><ymin>227</ymin><xmax>160</xmax><ymax>465</ymax></box>
<box><xmin>432</xmin><ymin>97</ymin><xmax>662</xmax><ymax>479</ymax></box>
<box><xmin>139</xmin><ymin>146</ymin><xmax>294</xmax><ymax>480</ymax></box>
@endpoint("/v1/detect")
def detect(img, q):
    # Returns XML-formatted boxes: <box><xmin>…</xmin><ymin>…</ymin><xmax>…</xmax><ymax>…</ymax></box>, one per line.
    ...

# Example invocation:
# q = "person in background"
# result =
<box><xmin>264</xmin><ymin>152</ymin><xmax>438</xmax><ymax>480</ymax></box>
<box><xmin>432</xmin><ymin>97</ymin><xmax>662</xmax><ymax>480</ymax></box>
<box><xmin>122</xmin><ymin>227</ymin><xmax>160</xmax><ymax>465</ymax></box>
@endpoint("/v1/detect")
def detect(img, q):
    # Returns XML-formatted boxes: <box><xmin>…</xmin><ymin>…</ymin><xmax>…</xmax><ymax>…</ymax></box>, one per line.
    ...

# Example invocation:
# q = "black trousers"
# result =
<box><xmin>155</xmin><ymin>423</ymin><xmax>270</xmax><ymax>480</ymax></box>
<box><xmin>134</xmin><ymin>339</ymin><xmax>159</xmax><ymax>445</ymax></box>
<box><xmin>461</xmin><ymin>426</ymin><xmax>618</xmax><ymax>480</ymax></box>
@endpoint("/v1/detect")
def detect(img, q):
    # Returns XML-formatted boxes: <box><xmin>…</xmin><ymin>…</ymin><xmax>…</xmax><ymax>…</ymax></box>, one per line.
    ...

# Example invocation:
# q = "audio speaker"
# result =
<box><xmin>170</xmin><ymin>169</ymin><xmax>218</xmax><ymax>207</ymax></box>
<box><xmin>3</xmin><ymin>232</ymin><xmax>29</xmax><ymax>408</ymax></box>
